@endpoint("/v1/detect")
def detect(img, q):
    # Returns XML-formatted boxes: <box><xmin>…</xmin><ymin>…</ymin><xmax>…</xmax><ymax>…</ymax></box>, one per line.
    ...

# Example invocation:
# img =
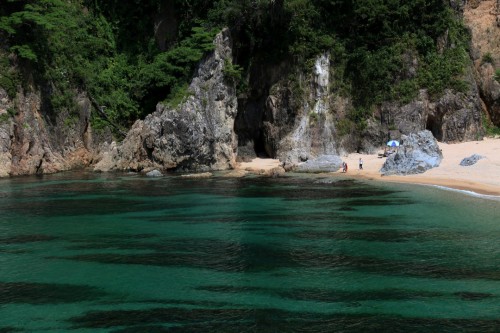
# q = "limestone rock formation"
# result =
<box><xmin>464</xmin><ymin>0</ymin><xmax>500</xmax><ymax>126</ymax></box>
<box><xmin>295</xmin><ymin>155</ymin><xmax>343</xmax><ymax>173</ymax></box>
<box><xmin>95</xmin><ymin>29</ymin><xmax>238</xmax><ymax>173</ymax></box>
<box><xmin>381</xmin><ymin>130</ymin><xmax>443</xmax><ymax>175</ymax></box>
<box><xmin>0</xmin><ymin>87</ymin><xmax>96</xmax><ymax>177</ymax></box>
<box><xmin>380</xmin><ymin>84</ymin><xmax>484</xmax><ymax>143</ymax></box>
<box><xmin>477</xmin><ymin>62</ymin><xmax>500</xmax><ymax>125</ymax></box>
<box><xmin>246</xmin><ymin>53</ymin><xmax>341</xmax><ymax>168</ymax></box>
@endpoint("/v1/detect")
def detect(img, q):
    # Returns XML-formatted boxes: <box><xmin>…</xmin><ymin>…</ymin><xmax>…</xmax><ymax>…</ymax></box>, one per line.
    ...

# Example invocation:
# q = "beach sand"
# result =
<box><xmin>238</xmin><ymin>158</ymin><xmax>282</xmax><ymax>172</ymax></box>
<box><xmin>236</xmin><ymin>137</ymin><xmax>500</xmax><ymax>196</ymax></box>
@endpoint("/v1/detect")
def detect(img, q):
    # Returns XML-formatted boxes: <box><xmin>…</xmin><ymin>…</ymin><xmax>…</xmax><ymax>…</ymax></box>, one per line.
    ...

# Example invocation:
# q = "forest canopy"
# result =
<box><xmin>0</xmin><ymin>0</ymin><xmax>470</xmax><ymax>132</ymax></box>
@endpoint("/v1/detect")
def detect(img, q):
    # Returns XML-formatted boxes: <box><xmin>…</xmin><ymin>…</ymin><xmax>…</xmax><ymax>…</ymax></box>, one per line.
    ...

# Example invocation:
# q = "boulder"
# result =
<box><xmin>381</xmin><ymin>130</ymin><xmax>443</xmax><ymax>175</ymax></box>
<box><xmin>265</xmin><ymin>166</ymin><xmax>286</xmax><ymax>178</ymax></box>
<box><xmin>146</xmin><ymin>169</ymin><xmax>163</xmax><ymax>177</ymax></box>
<box><xmin>459</xmin><ymin>154</ymin><xmax>484</xmax><ymax>166</ymax></box>
<box><xmin>295</xmin><ymin>155</ymin><xmax>343</xmax><ymax>173</ymax></box>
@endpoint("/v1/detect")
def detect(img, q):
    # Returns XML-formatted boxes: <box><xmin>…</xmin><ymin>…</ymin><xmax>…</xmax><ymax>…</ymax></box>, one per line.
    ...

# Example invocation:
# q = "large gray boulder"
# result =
<box><xmin>459</xmin><ymin>154</ymin><xmax>484</xmax><ymax>166</ymax></box>
<box><xmin>381</xmin><ymin>130</ymin><xmax>443</xmax><ymax>175</ymax></box>
<box><xmin>95</xmin><ymin>29</ymin><xmax>238</xmax><ymax>173</ymax></box>
<box><xmin>295</xmin><ymin>154</ymin><xmax>343</xmax><ymax>173</ymax></box>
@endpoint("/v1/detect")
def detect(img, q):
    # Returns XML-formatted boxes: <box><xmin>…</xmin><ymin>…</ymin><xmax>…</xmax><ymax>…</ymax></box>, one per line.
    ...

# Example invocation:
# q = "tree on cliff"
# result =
<box><xmin>0</xmin><ymin>0</ymin><xmax>472</xmax><ymax>135</ymax></box>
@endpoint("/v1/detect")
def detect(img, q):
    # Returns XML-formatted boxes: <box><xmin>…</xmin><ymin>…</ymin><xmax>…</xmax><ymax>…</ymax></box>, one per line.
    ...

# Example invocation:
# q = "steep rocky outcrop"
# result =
<box><xmin>95</xmin><ymin>29</ymin><xmax>238</xmax><ymax>173</ymax></box>
<box><xmin>236</xmin><ymin>53</ymin><xmax>343</xmax><ymax>168</ymax></box>
<box><xmin>464</xmin><ymin>0</ymin><xmax>500</xmax><ymax>126</ymax></box>
<box><xmin>0</xmin><ymin>86</ymin><xmax>96</xmax><ymax>177</ymax></box>
<box><xmin>1</xmin><ymin>3</ymin><xmax>496</xmax><ymax>178</ymax></box>
<box><xmin>380</xmin><ymin>85</ymin><xmax>484</xmax><ymax>143</ymax></box>
<box><xmin>381</xmin><ymin>130</ymin><xmax>443</xmax><ymax>175</ymax></box>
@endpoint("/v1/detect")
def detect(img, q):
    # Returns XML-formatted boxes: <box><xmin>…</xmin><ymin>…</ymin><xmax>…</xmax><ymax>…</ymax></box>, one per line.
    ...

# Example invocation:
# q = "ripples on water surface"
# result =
<box><xmin>0</xmin><ymin>172</ymin><xmax>499</xmax><ymax>332</ymax></box>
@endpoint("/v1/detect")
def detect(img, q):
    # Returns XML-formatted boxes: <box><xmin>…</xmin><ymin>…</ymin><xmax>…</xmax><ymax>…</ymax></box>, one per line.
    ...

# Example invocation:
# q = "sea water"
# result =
<box><xmin>0</xmin><ymin>172</ymin><xmax>498</xmax><ymax>332</ymax></box>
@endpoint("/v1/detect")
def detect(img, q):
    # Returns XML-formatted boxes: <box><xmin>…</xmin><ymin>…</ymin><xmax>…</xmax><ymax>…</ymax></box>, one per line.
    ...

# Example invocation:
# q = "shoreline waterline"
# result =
<box><xmin>346</xmin><ymin>171</ymin><xmax>500</xmax><ymax>198</ymax></box>
<box><xmin>236</xmin><ymin>137</ymin><xmax>500</xmax><ymax>198</ymax></box>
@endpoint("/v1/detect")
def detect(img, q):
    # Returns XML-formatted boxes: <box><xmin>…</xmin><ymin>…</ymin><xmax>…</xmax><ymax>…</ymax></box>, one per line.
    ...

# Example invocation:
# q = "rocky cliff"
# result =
<box><xmin>0</xmin><ymin>85</ymin><xmax>97</xmax><ymax>177</ymax></box>
<box><xmin>1</xmin><ymin>1</ymin><xmax>499</xmax><ymax>177</ymax></box>
<box><xmin>95</xmin><ymin>29</ymin><xmax>238</xmax><ymax>173</ymax></box>
<box><xmin>97</xmin><ymin>19</ymin><xmax>489</xmax><ymax>174</ymax></box>
<box><xmin>464</xmin><ymin>0</ymin><xmax>500</xmax><ymax>126</ymax></box>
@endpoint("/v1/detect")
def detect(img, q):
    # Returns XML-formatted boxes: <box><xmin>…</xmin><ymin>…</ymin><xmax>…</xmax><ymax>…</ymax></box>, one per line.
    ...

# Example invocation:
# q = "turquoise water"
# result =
<box><xmin>0</xmin><ymin>172</ymin><xmax>499</xmax><ymax>332</ymax></box>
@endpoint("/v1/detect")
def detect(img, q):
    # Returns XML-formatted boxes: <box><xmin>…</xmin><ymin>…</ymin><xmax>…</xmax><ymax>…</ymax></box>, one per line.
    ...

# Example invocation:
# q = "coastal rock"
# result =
<box><xmin>265</xmin><ymin>166</ymin><xmax>286</xmax><ymax>178</ymax></box>
<box><xmin>380</xmin><ymin>86</ymin><xmax>483</xmax><ymax>143</ymax></box>
<box><xmin>98</xmin><ymin>29</ymin><xmax>238</xmax><ymax>173</ymax></box>
<box><xmin>463</xmin><ymin>1</ymin><xmax>500</xmax><ymax>127</ymax></box>
<box><xmin>295</xmin><ymin>155</ymin><xmax>343</xmax><ymax>173</ymax></box>
<box><xmin>221</xmin><ymin>169</ymin><xmax>248</xmax><ymax>178</ymax></box>
<box><xmin>0</xmin><ymin>87</ymin><xmax>97</xmax><ymax>177</ymax></box>
<box><xmin>476</xmin><ymin>62</ymin><xmax>500</xmax><ymax>127</ymax></box>
<box><xmin>234</xmin><ymin>52</ymin><xmax>341</xmax><ymax>167</ymax></box>
<box><xmin>459</xmin><ymin>154</ymin><xmax>484</xmax><ymax>166</ymax></box>
<box><xmin>381</xmin><ymin>130</ymin><xmax>443</xmax><ymax>175</ymax></box>
<box><xmin>146</xmin><ymin>169</ymin><xmax>163</xmax><ymax>177</ymax></box>
<box><xmin>180</xmin><ymin>172</ymin><xmax>212</xmax><ymax>178</ymax></box>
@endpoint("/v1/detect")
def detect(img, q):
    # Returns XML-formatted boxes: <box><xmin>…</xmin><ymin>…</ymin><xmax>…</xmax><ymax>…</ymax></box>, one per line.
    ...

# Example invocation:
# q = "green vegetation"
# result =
<box><xmin>223</xmin><ymin>58</ymin><xmax>243</xmax><ymax>83</ymax></box>
<box><xmin>483</xmin><ymin>113</ymin><xmax>500</xmax><ymax>136</ymax></box>
<box><xmin>495</xmin><ymin>69</ymin><xmax>500</xmax><ymax>82</ymax></box>
<box><xmin>336</xmin><ymin>118</ymin><xmax>354</xmax><ymax>137</ymax></box>
<box><xmin>481</xmin><ymin>52</ymin><xmax>494</xmax><ymax>65</ymax></box>
<box><xmin>0</xmin><ymin>0</ymin><xmax>217</xmax><ymax>132</ymax></box>
<box><xmin>308</xmin><ymin>111</ymin><xmax>319</xmax><ymax>126</ymax></box>
<box><xmin>0</xmin><ymin>54</ymin><xmax>19</xmax><ymax>98</ymax></box>
<box><xmin>0</xmin><ymin>0</ymin><xmax>472</xmax><ymax>135</ymax></box>
<box><xmin>0</xmin><ymin>106</ymin><xmax>15</xmax><ymax>123</ymax></box>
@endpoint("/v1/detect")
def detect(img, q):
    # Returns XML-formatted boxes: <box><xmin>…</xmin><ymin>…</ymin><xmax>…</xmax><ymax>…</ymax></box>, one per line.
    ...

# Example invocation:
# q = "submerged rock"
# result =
<box><xmin>459</xmin><ymin>154</ymin><xmax>484</xmax><ymax>166</ymax></box>
<box><xmin>295</xmin><ymin>155</ymin><xmax>343</xmax><ymax>173</ymax></box>
<box><xmin>180</xmin><ymin>172</ymin><xmax>212</xmax><ymax>178</ymax></box>
<box><xmin>381</xmin><ymin>130</ymin><xmax>442</xmax><ymax>175</ymax></box>
<box><xmin>265</xmin><ymin>166</ymin><xmax>286</xmax><ymax>178</ymax></box>
<box><xmin>146</xmin><ymin>170</ymin><xmax>162</xmax><ymax>177</ymax></box>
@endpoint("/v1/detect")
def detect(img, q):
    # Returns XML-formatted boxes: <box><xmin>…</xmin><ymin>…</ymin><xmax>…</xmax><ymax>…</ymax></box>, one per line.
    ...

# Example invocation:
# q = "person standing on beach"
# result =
<box><xmin>359</xmin><ymin>158</ymin><xmax>363</xmax><ymax>170</ymax></box>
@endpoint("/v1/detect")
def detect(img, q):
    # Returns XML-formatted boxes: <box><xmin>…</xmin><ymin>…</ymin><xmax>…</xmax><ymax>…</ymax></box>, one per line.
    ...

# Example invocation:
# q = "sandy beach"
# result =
<box><xmin>237</xmin><ymin>137</ymin><xmax>500</xmax><ymax>196</ymax></box>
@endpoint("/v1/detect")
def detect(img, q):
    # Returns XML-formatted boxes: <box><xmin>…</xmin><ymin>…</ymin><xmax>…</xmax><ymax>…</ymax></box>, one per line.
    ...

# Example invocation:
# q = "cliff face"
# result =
<box><xmin>380</xmin><ymin>84</ymin><xmax>484</xmax><ymax>143</ymax></box>
<box><xmin>95</xmin><ymin>29</ymin><xmax>238</xmax><ymax>172</ymax></box>
<box><xmin>258</xmin><ymin>54</ymin><xmax>344</xmax><ymax>165</ymax></box>
<box><xmin>1</xmin><ymin>1</ymin><xmax>498</xmax><ymax>177</ymax></box>
<box><xmin>99</xmin><ymin>24</ymin><xmax>486</xmax><ymax>173</ymax></box>
<box><xmin>0</xmin><ymin>85</ymin><xmax>97</xmax><ymax>177</ymax></box>
<box><xmin>464</xmin><ymin>0</ymin><xmax>500</xmax><ymax>126</ymax></box>
<box><xmin>235</xmin><ymin>45</ymin><xmax>483</xmax><ymax>168</ymax></box>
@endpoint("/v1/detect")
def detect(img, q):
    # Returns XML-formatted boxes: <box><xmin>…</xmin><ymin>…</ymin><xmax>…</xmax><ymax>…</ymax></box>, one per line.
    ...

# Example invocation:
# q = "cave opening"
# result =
<box><xmin>253</xmin><ymin>132</ymin><xmax>270</xmax><ymax>158</ymax></box>
<box><xmin>426</xmin><ymin>114</ymin><xmax>443</xmax><ymax>141</ymax></box>
<box><xmin>234</xmin><ymin>98</ymin><xmax>273</xmax><ymax>160</ymax></box>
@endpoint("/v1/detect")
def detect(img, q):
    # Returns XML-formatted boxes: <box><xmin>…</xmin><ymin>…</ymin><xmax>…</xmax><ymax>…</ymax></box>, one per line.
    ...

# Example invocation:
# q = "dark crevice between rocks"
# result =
<box><xmin>234</xmin><ymin>100</ymin><xmax>267</xmax><ymax>162</ymax></box>
<box><xmin>254</xmin><ymin>132</ymin><xmax>270</xmax><ymax>158</ymax></box>
<box><xmin>426</xmin><ymin>114</ymin><xmax>443</xmax><ymax>141</ymax></box>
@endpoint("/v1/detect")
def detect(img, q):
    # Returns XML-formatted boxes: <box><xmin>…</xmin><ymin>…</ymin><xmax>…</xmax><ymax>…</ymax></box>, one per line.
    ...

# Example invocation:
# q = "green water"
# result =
<box><xmin>0</xmin><ymin>172</ymin><xmax>499</xmax><ymax>332</ymax></box>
